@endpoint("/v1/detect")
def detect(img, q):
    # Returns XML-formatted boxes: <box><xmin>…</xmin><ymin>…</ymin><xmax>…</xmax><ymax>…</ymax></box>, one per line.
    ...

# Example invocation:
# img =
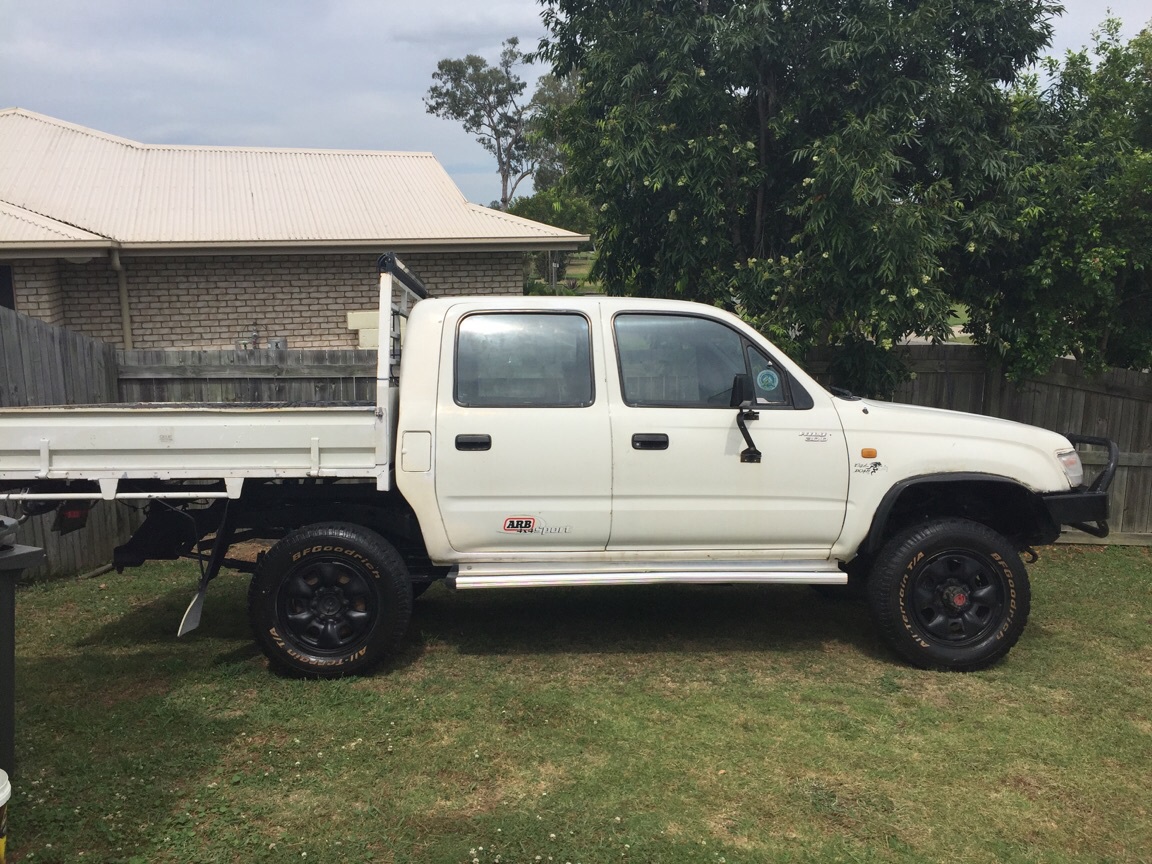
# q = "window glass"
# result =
<box><xmin>615</xmin><ymin>314</ymin><xmax>747</xmax><ymax>407</ymax></box>
<box><xmin>456</xmin><ymin>313</ymin><xmax>593</xmax><ymax>407</ymax></box>
<box><xmin>615</xmin><ymin>313</ymin><xmax>794</xmax><ymax>408</ymax></box>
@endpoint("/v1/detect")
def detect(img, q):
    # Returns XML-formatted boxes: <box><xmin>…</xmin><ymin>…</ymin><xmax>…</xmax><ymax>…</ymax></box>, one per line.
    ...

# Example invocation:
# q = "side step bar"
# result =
<box><xmin>449</xmin><ymin>560</ymin><xmax>846</xmax><ymax>590</ymax></box>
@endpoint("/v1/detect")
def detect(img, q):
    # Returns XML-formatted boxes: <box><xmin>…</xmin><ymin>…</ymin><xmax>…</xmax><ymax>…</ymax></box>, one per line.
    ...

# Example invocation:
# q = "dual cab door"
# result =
<box><xmin>434</xmin><ymin>303</ymin><xmax>849</xmax><ymax>555</ymax></box>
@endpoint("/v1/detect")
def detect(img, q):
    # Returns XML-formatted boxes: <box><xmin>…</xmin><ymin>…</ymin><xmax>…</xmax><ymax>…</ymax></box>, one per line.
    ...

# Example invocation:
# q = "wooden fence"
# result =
<box><xmin>4</xmin><ymin>310</ymin><xmax>1151</xmax><ymax>579</ymax></box>
<box><xmin>810</xmin><ymin>345</ymin><xmax>1152</xmax><ymax>542</ymax></box>
<box><xmin>117</xmin><ymin>348</ymin><xmax>378</xmax><ymax>403</ymax></box>
<box><xmin>0</xmin><ymin>307</ymin><xmax>138</xmax><ymax>577</ymax></box>
<box><xmin>120</xmin><ymin>343</ymin><xmax>1152</xmax><ymax>542</ymax></box>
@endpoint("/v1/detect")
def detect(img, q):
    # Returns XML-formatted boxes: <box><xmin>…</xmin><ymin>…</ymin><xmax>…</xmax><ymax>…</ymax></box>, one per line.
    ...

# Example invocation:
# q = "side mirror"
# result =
<box><xmin>729</xmin><ymin>374</ymin><xmax>761</xmax><ymax>463</ymax></box>
<box><xmin>730</xmin><ymin>373</ymin><xmax>755</xmax><ymax>409</ymax></box>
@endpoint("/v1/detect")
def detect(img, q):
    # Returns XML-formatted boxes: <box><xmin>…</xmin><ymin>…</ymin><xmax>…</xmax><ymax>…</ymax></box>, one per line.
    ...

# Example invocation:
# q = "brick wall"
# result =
<box><xmin>9</xmin><ymin>259</ymin><xmax>66</xmax><ymax>325</ymax></box>
<box><xmin>18</xmin><ymin>250</ymin><xmax>523</xmax><ymax>349</ymax></box>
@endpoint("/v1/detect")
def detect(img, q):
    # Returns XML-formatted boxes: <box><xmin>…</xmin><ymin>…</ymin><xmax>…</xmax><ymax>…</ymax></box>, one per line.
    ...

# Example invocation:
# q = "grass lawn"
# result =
<box><xmin>7</xmin><ymin>545</ymin><xmax>1152</xmax><ymax>863</ymax></box>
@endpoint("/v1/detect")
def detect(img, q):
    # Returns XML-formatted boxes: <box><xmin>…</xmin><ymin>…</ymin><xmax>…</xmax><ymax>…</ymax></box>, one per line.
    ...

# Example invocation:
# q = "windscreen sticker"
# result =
<box><xmin>756</xmin><ymin>369</ymin><xmax>780</xmax><ymax>391</ymax></box>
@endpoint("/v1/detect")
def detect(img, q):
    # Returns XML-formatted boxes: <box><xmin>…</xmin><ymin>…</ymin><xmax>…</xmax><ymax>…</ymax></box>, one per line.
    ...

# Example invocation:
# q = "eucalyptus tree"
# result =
<box><xmin>425</xmin><ymin>38</ymin><xmax>537</xmax><ymax>209</ymax></box>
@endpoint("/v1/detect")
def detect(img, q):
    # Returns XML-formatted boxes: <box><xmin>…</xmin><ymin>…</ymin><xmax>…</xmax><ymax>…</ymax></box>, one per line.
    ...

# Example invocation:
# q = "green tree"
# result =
<box><xmin>957</xmin><ymin>20</ymin><xmax>1152</xmax><ymax>377</ymax></box>
<box><xmin>538</xmin><ymin>0</ymin><xmax>1058</xmax><ymax>395</ymax></box>
<box><xmin>527</xmin><ymin>72</ymin><xmax>581</xmax><ymax>192</ymax></box>
<box><xmin>425</xmin><ymin>38</ymin><xmax>538</xmax><ymax>209</ymax></box>
<box><xmin>508</xmin><ymin>184</ymin><xmax>596</xmax><ymax>284</ymax></box>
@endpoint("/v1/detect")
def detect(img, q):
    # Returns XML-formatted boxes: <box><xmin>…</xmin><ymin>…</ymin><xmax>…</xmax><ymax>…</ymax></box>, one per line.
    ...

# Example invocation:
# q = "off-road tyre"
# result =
<box><xmin>867</xmin><ymin>519</ymin><xmax>1030</xmax><ymax>672</ymax></box>
<box><xmin>248</xmin><ymin>522</ymin><xmax>412</xmax><ymax>678</ymax></box>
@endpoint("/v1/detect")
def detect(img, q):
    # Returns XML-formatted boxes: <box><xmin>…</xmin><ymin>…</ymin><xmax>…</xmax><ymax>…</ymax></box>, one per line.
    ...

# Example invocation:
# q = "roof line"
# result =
<box><xmin>0</xmin><ymin>198</ymin><xmax>111</xmax><ymax>241</ymax></box>
<box><xmin>0</xmin><ymin>108</ymin><xmax>437</xmax><ymax>158</ymax></box>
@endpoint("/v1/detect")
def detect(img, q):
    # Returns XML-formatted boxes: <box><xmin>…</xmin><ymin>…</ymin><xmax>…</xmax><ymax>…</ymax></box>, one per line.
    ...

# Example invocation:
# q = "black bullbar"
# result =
<box><xmin>1040</xmin><ymin>434</ymin><xmax>1119</xmax><ymax>538</ymax></box>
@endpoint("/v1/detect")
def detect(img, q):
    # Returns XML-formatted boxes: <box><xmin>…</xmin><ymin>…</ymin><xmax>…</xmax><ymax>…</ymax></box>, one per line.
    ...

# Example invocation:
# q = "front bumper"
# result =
<box><xmin>1040</xmin><ymin>435</ymin><xmax>1119</xmax><ymax>538</ymax></box>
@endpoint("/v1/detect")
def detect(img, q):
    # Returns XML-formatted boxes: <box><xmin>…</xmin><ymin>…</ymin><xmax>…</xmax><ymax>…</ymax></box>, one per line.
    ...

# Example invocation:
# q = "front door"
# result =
<box><xmin>607</xmin><ymin>312</ymin><xmax>849</xmax><ymax>554</ymax></box>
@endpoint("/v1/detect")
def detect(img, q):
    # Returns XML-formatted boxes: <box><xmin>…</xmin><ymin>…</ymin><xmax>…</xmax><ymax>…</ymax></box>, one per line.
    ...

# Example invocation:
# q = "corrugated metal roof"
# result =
<box><xmin>0</xmin><ymin>108</ymin><xmax>585</xmax><ymax>250</ymax></box>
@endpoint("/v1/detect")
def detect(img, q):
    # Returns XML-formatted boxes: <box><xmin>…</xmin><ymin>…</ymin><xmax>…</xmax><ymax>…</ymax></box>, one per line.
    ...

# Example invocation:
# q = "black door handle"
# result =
<box><xmin>632</xmin><ymin>433</ymin><xmax>669</xmax><ymax>450</ymax></box>
<box><xmin>455</xmin><ymin>434</ymin><xmax>491</xmax><ymax>451</ymax></box>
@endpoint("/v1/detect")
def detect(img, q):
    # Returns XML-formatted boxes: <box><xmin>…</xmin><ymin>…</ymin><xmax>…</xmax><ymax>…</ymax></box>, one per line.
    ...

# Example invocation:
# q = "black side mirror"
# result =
<box><xmin>730</xmin><ymin>373</ymin><xmax>755</xmax><ymax>409</ymax></box>
<box><xmin>729</xmin><ymin>374</ymin><xmax>761</xmax><ymax>463</ymax></box>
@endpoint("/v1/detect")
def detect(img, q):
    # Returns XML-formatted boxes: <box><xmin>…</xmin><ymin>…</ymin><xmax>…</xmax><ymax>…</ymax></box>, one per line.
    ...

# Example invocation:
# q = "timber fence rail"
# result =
<box><xmin>117</xmin><ymin>348</ymin><xmax>378</xmax><ymax>403</ymax></box>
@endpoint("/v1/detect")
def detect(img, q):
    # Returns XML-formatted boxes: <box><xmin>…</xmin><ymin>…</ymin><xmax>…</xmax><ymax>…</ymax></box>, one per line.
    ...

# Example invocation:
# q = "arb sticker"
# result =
<box><xmin>503</xmin><ymin>517</ymin><xmax>536</xmax><ymax>533</ymax></box>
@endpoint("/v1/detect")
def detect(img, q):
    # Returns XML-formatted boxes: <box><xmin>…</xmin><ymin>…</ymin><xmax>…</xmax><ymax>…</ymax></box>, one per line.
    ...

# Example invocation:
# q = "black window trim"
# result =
<box><xmin>453</xmin><ymin>309</ymin><xmax>597</xmax><ymax>409</ymax></box>
<box><xmin>610</xmin><ymin>310</ymin><xmax>813</xmax><ymax>411</ymax></box>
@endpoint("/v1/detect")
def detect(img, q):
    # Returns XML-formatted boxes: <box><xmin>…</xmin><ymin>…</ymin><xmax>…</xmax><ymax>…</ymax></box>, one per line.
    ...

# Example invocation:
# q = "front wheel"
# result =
<box><xmin>248</xmin><ymin>522</ymin><xmax>413</xmax><ymax>678</ymax></box>
<box><xmin>867</xmin><ymin>519</ymin><xmax>1031</xmax><ymax>671</ymax></box>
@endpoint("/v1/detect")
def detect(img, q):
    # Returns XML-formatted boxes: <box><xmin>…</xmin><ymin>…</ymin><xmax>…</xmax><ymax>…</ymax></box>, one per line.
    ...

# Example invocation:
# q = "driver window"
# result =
<box><xmin>615</xmin><ymin>314</ymin><xmax>791</xmax><ymax>408</ymax></box>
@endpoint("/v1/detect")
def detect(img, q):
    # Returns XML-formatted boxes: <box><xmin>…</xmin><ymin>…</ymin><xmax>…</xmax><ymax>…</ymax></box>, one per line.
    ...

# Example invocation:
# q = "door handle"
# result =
<box><xmin>632</xmin><ymin>433</ymin><xmax>669</xmax><ymax>451</ymax></box>
<box><xmin>455</xmin><ymin>434</ymin><xmax>491</xmax><ymax>451</ymax></box>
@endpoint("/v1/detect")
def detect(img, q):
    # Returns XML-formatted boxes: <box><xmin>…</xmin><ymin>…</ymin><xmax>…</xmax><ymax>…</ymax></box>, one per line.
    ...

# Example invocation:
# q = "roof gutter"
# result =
<box><xmin>109</xmin><ymin>247</ymin><xmax>133</xmax><ymax>350</ymax></box>
<box><xmin>100</xmin><ymin>237</ymin><xmax>591</xmax><ymax>256</ymax></box>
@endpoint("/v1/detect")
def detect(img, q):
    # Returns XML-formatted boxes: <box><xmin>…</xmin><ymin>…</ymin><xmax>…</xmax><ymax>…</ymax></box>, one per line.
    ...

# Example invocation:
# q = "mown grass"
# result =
<box><xmin>7</xmin><ymin>545</ymin><xmax>1152</xmax><ymax>863</ymax></box>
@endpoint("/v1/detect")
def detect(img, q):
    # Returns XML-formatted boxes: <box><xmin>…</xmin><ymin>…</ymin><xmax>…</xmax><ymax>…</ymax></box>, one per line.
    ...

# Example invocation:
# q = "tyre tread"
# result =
<box><xmin>247</xmin><ymin>522</ymin><xmax>412</xmax><ymax>679</ymax></box>
<box><xmin>867</xmin><ymin>518</ymin><xmax>1031</xmax><ymax>672</ymax></box>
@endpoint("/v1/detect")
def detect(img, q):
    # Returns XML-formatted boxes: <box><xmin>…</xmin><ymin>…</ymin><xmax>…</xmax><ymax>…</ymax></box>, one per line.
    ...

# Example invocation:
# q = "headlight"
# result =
<box><xmin>1057</xmin><ymin>449</ymin><xmax>1084</xmax><ymax>487</ymax></box>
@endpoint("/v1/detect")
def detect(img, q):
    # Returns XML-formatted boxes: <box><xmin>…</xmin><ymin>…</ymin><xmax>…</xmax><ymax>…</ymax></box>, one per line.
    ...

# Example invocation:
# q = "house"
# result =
<box><xmin>0</xmin><ymin>108</ymin><xmax>586</xmax><ymax>349</ymax></box>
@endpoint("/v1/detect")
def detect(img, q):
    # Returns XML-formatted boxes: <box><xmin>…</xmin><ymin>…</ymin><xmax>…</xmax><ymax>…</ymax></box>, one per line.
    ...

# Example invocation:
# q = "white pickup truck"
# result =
<box><xmin>0</xmin><ymin>255</ymin><xmax>1116</xmax><ymax>676</ymax></box>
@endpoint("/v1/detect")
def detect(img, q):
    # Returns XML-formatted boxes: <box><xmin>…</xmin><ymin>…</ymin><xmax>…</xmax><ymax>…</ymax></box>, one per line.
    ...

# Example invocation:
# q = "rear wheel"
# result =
<box><xmin>248</xmin><ymin>522</ymin><xmax>412</xmax><ymax>678</ymax></box>
<box><xmin>867</xmin><ymin>519</ymin><xmax>1030</xmax><ymax>671</ymax></box>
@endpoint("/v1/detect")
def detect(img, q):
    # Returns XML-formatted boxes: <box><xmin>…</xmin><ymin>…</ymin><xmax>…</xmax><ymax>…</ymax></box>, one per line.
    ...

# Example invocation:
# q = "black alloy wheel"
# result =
<box><xmin>248</xmin><ymin>522</ymin><xmax>412</xmax><ymax>678</ymax></box>
<box><xmin>867</xmin><ymin>519</ymin><xmax>1031</xmax><ymax>671</ymax></box>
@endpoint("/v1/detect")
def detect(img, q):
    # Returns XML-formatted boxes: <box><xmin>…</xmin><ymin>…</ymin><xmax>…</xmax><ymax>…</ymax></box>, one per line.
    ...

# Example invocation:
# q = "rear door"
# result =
<box><xmin>433</xmin><ymin>304</ymin><xmax>613</xmax><ymax>553</ymax></box>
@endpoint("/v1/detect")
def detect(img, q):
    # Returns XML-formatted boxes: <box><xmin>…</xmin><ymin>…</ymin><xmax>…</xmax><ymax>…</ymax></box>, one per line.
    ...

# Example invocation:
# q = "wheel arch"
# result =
<box><xmin>860</xmin><ymin>474</ymin><xmax>1060</xmax><ymax>558</ymax></box>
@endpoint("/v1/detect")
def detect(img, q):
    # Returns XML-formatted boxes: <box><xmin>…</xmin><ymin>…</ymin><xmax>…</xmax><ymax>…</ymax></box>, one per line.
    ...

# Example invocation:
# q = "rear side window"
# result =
<box><xmin>455</xmin><ymin>312</ymin><xmax>594</xmax><ymax>408</ymax></box>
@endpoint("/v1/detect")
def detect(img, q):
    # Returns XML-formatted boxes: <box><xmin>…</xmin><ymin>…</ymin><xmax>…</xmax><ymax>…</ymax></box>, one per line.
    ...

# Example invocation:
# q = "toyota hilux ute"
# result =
<box><xmin>0</xmin><ymin>255</ymin><xmax>1117</xmax><ymax>676</ymax></box>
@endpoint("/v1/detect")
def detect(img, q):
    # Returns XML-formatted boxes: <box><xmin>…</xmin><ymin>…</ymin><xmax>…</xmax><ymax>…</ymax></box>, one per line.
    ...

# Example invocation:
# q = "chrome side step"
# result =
<box><xmin>449</xmin><ymin>560</ymin><xmax>846</xmax><ymax>590</ymax></box>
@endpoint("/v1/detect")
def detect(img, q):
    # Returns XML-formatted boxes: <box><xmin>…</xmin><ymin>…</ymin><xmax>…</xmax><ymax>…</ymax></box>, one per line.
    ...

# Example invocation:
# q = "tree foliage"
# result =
<box><xmin>538</xmin><ymin>0</ymin><xmax>1058</xmax><ymax>395</ymax></box>
<box><xmin>509</xmin><ymin>184</ymin><xmax>596</xmax><ymax>282</ymax></box>
<box><xmin>957</xmin><ymin>20</ymin><xmax>1152</xmax><ymax>377</ymax></box>
<box><xmin>425</xmin><ymin>38</ymin><xmax>538</xmax><ymax>208</ymax></box>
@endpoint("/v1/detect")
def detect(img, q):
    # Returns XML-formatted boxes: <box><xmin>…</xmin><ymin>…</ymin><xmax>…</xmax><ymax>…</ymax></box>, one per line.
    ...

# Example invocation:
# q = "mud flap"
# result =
<box><xmin>177</xmin><ymin>504</ymin><xmax>233</xmax><ymax>637</ymax></box>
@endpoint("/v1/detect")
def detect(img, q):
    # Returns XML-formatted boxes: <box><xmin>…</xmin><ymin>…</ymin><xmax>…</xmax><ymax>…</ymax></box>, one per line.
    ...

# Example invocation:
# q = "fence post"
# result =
<box><xmin>982</xmin><ymin>354</ymin><xmax>1005</xmax><ymax>419</ymax></box>
<box><xmin>0</xmin><ymin>517</ymin><xmax>45</xmax><ymax>777</ymax></box>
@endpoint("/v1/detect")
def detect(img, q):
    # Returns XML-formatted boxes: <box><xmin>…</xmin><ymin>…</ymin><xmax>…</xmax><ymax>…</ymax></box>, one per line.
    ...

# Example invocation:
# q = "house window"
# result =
<box><xmin>0</xmin><ymin>265</ymin><xmax>14</xmax><ymax>310</ymax></box>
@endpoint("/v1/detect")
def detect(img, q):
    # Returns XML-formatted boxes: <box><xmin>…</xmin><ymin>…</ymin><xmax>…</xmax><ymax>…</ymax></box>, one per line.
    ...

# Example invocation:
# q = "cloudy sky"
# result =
<box><xmin>1</xmin><ymin>0</ymin><xmax>1149</xmax><ymax>206</ymax></box>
